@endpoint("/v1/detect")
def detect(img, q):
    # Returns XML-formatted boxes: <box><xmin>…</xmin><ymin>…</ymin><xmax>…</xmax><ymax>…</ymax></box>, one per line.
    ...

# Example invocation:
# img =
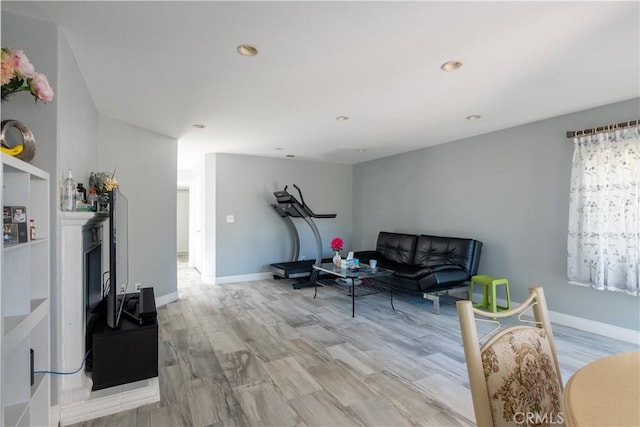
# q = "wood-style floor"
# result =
<box><xmin>72</xmin><ymin>257</ymin><xmax>639</xmax><ymax>426</ymax></box>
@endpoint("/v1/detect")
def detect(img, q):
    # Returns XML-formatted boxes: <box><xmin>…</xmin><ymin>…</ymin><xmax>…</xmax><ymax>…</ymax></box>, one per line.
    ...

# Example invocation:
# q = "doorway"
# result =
<box><xmin>177</xmin><ymin>189</ymin><xmax>189</xmax><ymax>255</ymax></box>
<box><xmin>176</xmin><ymin>179</ymin><xmax>203</xmax><ymax>274</ymax></box>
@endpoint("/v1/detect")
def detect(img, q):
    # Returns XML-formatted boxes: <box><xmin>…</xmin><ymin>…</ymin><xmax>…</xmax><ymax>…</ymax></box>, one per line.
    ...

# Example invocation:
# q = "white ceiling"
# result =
<box><xmin>4</xmin><ymin>1</ymin><xmax>639</xmax><ymax>171</ymax></box>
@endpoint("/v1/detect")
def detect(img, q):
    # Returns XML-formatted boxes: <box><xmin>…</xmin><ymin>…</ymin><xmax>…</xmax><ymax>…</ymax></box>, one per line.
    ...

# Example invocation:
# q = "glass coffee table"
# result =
<box><xmin>311</xmin><ymin>262</ymin><xmax>395</xmax><ymax>317</ymax></box>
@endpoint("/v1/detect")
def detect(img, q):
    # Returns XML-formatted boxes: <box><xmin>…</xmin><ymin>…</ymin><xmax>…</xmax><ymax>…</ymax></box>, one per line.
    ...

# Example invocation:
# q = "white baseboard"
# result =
<box><xmin>212</xmin><ymin>272</ymin><xmax>273</xmax><ymax>285</ymax></box>
<box><xmin>59</xmin><ymin>377</ymin><xmax>159</xmax><ymax>426</ymax></box>
<box><xmin>548</xmin><ymin>310</ymin><xmax>639</xmax><ymax>345</ymax></box>
<box><xmin>156</xmin><ymin>290</ymin><xmax>178</xmax><ymax>307</ymax></box>
<box><xmin>487</xmin><ymin>295</ymin><xmax>639</xmax><ymax>345</ymax></box>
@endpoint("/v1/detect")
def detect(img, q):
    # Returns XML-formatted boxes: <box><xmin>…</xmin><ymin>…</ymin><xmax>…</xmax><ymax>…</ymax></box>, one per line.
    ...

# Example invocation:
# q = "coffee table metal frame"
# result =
<box><xmin>311</xmin><ymin>262</ymin><xmax>395</xmax><ymax>317</ymax></box>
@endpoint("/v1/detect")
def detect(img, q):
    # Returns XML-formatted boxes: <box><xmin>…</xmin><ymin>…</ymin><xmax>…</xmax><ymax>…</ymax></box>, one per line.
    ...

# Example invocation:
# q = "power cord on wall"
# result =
<box><xmin>34</xmin><ymin>349</ymin><xmax>92</xmax><ymax>376</ymax></box>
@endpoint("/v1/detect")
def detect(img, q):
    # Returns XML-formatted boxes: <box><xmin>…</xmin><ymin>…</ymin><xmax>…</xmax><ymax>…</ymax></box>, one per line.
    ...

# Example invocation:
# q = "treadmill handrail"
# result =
<box><xmin>293</xmin><ymin>184</ymin><xmax>306</xmax><ymax>208</ymax></box>
<box><xmin>311</xmin><ymin>213</ymin><xmax>337</xmax><ymax>218</ymax></box>
<box><xmin>292</xmin><ymin>184</ymin><xmax>337</xmax><ymax>219</ymax></box>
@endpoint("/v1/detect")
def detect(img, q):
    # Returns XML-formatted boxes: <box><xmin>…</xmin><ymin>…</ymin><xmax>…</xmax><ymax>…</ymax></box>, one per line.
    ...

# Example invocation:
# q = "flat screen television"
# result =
<box><xmin>106</xmin><ymin>188</ymin><xmax>129</xmax><ymax>328</ymax></box>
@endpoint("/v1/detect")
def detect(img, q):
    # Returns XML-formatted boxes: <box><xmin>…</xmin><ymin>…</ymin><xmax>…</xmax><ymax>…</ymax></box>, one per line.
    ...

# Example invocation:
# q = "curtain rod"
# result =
<box><xmin>566</xmin><ymin>119</ymin><xmax>639</xmax><ymax>138</ymax></box>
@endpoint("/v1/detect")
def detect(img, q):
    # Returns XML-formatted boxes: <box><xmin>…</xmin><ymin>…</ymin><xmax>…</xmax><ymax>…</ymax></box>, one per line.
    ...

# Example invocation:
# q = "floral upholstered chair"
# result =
<box><xmin>457</xmin><ymin>287</ymin><xmax>564</xmax><ymax>427</ymax></box>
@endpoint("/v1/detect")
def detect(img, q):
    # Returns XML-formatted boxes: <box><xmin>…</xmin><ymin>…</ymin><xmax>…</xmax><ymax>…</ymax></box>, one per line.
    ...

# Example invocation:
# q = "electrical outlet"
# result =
<box><xmin>120</xmin><ymin>285</ymin><xmax>126</xmax><ymax>293</ymax></box>
<box><xmin>300</xmin><ymin>255</ymin><xmax>305</xmax><ymax>261</ymax></box>
<box><xmin>135</xmin><ymin>282</ymin><xmax>142</xmax><ymax>291</ymax></box>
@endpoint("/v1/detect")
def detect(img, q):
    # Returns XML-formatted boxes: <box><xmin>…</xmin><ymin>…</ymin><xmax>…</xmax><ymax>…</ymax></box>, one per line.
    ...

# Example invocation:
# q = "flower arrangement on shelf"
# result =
<box><xmin>89</xmin><ymin>171</ymin><xmax>118</xmax><ymax>194</ymax></box>
<box><xmin>1</xmin><ymin>48</ymin><xmax>54</xmax><ymax>102</ymax></box>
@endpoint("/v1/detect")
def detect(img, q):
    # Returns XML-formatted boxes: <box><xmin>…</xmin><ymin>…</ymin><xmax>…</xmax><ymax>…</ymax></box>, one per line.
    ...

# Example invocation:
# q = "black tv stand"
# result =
<box><xmin>88</xmin><ymin>291</ymin><xmax>158</xmax><ymax>390</ymax></box>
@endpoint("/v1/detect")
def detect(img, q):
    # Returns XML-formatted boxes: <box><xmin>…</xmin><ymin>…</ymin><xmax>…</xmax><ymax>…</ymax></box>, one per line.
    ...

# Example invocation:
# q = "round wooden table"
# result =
<box><xmin>563</xmin><ymin>351</ymin><xmax>640</xmax><ymax>427</ymax></box>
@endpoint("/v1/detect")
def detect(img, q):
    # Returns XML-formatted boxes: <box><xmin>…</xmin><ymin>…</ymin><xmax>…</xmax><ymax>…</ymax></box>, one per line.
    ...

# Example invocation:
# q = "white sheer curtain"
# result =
<box><xmin>567</xmin><ymin>126</ymin><xmax>640</xmax><ymax>296</ymax></box>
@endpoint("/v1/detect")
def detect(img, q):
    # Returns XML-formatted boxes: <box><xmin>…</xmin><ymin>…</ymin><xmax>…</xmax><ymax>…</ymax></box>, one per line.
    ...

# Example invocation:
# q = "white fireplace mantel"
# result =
<box><xmin>58</xmin><ymin>212</ymin><xmax>98</xmax><ymax>396</ymax></box>
<box><xmin>56</xmin><ymin>212</ymin><xmax>158</xmax><ymax>426</ymax></box>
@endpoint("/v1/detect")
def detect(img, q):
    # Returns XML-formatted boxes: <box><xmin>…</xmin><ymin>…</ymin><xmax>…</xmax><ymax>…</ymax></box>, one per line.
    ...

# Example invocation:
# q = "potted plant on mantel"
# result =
<box><xmin>89</xmin><ymin>171</ymin><xmax>118</xmax><ymax>212</ymax></box>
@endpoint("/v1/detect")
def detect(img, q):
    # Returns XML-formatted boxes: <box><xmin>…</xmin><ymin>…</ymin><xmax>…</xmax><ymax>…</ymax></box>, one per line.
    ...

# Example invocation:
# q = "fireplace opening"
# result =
<box><xmin>83</xmin><ymin>215</ymin><xmax>108</xmax><ymax>371</ymax></box>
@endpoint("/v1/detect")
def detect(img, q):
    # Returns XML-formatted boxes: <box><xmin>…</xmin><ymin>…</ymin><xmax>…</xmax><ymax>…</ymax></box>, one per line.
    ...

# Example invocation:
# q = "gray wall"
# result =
<box><xmin>57</xmin><ymin>31</ymin><xmax>99</xmax><ymax>189</ymax></box>
<box><xmin>214</xmin><ymin>154</ymin><xmax>352</xmax><ymax>277</ymax></box>
<box><xmin>354</xmin><ymin>98</ymin><xmax>640</xmax><ymax>331</ymax></box>
<box><xmin>97</xmin><ymin>115</ymin><xmax>178</xmax><ymax>298</ymax></box>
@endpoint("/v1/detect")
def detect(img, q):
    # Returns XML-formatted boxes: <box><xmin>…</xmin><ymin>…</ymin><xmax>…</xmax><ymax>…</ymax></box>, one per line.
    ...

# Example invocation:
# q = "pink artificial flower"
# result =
<box><xmin>330</xmin><ymin>237</ymin><xmax>344</xmax><ymax>251</ymax></box>
<box><xmin>13</xmin><ymin>49</ymin><xmax>35</xmax><ymax>78</ymax></box>
<box><xmin>2</xmin><ymin>47</ymin><xmax>54</xmax><ymax>102</ymax></box>
<box><xmin>29</xmin><ymin>72</ymin><xmax>54</xmax><ymax>102</ymax></box>
<box><xmin>1</xmin><ymin>49</ymin><xmax>17</xmax><ymax>85</ymax></box>
<box><xmin>2</xmin><ymin>48</ymin><xmax>20</xmax><ymax>66</ymax></box>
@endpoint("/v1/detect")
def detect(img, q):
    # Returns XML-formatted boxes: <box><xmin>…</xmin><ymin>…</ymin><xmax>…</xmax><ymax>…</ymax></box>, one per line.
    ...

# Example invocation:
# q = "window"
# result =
<box><xmin>567</xmin><ymin>126</ymin><xmax>639</xmax><ymax>295</ymax></box>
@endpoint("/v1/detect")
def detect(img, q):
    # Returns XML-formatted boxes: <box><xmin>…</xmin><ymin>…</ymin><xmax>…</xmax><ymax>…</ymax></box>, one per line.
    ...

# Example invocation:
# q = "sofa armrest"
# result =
<box><xmin>418</xmin><ymin>269</ymin><xmax>470</xmax><ymax>293</ymax></box>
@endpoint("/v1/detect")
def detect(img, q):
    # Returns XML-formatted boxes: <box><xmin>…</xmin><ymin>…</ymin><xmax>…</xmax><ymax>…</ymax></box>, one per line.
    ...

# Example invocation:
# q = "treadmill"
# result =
<box><xmin>269</xmin><ymin>184</ymin><xmax>336</xmax><ymax>288</ymax></box>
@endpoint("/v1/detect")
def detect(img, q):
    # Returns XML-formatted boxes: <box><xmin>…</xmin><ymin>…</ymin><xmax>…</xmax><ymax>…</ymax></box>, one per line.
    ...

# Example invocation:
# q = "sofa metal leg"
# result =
<box><xmin>423</xmin><ymin>285</ymin><xmax>469</xmax><ymax>315</ymax></box>
<box><xmin>423</xmin><ymin>293</ymin><xmax>440</xmax><ymax>315</ymax></box>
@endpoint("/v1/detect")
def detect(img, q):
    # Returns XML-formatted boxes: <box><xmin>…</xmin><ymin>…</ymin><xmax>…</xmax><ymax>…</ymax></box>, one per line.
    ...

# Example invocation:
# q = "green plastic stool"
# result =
<box><xmin>469</xmin><ymin>275</ymin><xmax>511</xmax><ymax>313</ymax></box>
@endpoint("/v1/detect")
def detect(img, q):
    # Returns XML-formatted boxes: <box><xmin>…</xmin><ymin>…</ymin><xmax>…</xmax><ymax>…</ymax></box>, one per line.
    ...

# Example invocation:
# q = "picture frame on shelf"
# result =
<box><xmin>11</xmin><ymin>206</ymin><xmax>26</xmax><ymax>223</ymax></box>
<box><xmin>3</xmin><ymin>223</ymin><xmax>18</xmax><ymax>243</ymax></box>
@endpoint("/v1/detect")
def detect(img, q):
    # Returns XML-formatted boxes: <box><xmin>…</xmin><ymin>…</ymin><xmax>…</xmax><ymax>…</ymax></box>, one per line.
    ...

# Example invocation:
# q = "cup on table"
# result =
<box><xmin>369</xmin><ymin>259</ymin><xmax>377</xmax><ymax>269</ymax></box>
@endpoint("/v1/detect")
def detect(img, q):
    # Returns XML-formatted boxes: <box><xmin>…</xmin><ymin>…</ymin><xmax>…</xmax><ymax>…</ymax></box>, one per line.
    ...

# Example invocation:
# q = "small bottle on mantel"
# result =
<box><xmin>61</xmin><ymin>169</ymin><xmax>76</xmax><ymax>211</ymax></box>
<box><xmin>77</xmin><ymin>183</ymin><xmax>87</xmax><ymax>204</ymax></box>
<box><xmin>87</xmin><ymin>188</ymin><xmax>98</xmax><ymax>212</ymax></box>
<box><xmin>29</xmin><ymin>219</ymin><xmax>36</xmax><ymax>240</ymax></box>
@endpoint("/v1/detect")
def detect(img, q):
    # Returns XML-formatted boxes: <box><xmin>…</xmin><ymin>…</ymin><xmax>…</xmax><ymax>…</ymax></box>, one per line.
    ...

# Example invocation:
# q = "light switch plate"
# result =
<box><xmin>226</xmin><ymin>215</ymin><xmax>234</xmax><ymax>223</ymax></box>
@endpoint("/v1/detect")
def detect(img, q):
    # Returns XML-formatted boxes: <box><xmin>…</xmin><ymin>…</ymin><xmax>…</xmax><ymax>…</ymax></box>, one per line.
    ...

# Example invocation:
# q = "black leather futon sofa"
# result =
<box><xmin>355</xmin><ymin>231</ymin><xmax>483</xmax><ymax>297</ymax></box>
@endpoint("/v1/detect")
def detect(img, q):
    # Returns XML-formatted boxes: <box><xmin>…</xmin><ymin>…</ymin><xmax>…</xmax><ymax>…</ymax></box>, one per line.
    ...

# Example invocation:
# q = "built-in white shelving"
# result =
<box><xmin>1</xmin><ymin>153</ymin><xmax>51</xmax><ymax>427</ymax></box>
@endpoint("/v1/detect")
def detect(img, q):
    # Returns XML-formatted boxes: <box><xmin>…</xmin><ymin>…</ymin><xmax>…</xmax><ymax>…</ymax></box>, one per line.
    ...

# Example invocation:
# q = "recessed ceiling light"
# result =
<box><xmin>237</xmin><ymin>44</ymin><xmax>258</xmax><ymax>57</ymax></box>
<box><xmin>336</xmin><ymin>115</ymin><xmax>350</xmax><ymax>121</ymax></box>
<box><xmin>357</xmin><ymin>148</ymin><xmax>368</xmax><ymax>152</ymax></box>
<box><xmin>466</xmin><ymin>114</ymin><xmax>482</xmax><ymax>120</ymax></box>
<box><xmin>192</xmin><ymin>123</ymin><xmax>206</xmax><ymax>129</ymax></box>
<box><xmin>286</xmin><ymin>154</ymin><xmax>296</xmax><ymax>158</ymax></box>
<box><xmin>440</xmin><ymin>60</ymin><xmax>463</xmax><ymax>71</ymax></box>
